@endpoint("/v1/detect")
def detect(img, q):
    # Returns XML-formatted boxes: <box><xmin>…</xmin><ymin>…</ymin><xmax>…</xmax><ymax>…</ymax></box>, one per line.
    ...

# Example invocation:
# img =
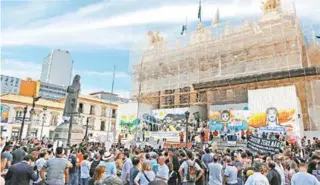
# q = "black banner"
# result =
<box><xmin>247</xmin><ymin>136</ymin><xmax>281</xmax><ymax>155</ymax></box>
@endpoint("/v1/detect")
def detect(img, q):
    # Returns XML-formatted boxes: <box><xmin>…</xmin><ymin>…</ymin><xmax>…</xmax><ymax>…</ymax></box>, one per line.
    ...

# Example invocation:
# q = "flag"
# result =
<box><xmin>212</xmin><ymin>8</ymin><xmax>219</xmax><ymax>26</ymax></box>
<box><xmin>198</xmin><ymin>0</ymin><xmax>201</xmax><ymax>22</ymax></box>
<box><xmin>181</xmin><ymin>25</ymin><xmax>185</xmax><ymax>35</ymax></box>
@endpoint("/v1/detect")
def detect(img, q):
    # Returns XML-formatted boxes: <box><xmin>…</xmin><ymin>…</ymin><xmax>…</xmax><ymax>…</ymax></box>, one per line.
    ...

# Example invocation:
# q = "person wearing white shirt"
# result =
<box><xmin>156</xmin><ymin>156</ymin><xmax>169</xmax><ymax>183</ymax></box>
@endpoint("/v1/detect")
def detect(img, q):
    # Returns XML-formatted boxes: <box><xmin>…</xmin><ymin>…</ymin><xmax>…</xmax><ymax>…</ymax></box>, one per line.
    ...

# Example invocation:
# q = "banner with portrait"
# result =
<box><xmin>209</xmin><ymin>103</ymin><xmax>249</xmax><ymax>134</ymax></box>
<box><xmin>248</xmin><ymin>85</ymin><xmax>302</xmax><ymax>137</ymax></box>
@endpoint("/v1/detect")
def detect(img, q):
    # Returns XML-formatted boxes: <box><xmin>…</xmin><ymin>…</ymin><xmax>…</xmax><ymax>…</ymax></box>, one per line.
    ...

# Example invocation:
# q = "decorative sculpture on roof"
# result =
<box><xmin>261</xmin><ymin>0</ymin><xmax>281</xmax><ymax>13</ymax></box>
<box><xmin>242</xmin><ymin>20</ymin><xmax>251</xmax><ymax>30</ymax></box>
<box><xmin>148</xmin><ymin>31</ymin><xmax>164</xmax><ymax>49</ymax></box>
<box><xmin>190</xmin><ymin>22</ymin><xmax>212</xmax><ymax>44</ymax></box>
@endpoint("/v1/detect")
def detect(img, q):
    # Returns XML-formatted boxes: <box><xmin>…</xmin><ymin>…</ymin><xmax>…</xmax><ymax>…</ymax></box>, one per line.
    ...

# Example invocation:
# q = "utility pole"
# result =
<box><xmin>19</xmin><ymin>106</ymin><xmax>28</xmax><ymax>141</ymax></box>
<box><xmin>107</xmin><ymin>65</ymin><xmax>115</xmax><ymax>142</ymax></box>
<box><xmin>40</xmin><ymin>106</ymin><xmax>47</xmax><ymax>139</ymax></box>
<box><xmin>27</xmin><ymin>96</ymin><xmax>41</xmax><ymax>136</ymax></box>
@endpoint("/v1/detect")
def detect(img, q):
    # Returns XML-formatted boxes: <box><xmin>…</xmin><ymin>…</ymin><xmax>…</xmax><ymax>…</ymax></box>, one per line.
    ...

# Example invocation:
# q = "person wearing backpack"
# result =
<box><xmin>90</xmin><ymin>153</ymin><xmax>101</xmax><ymax>177</ymax></box>
<box><xmin>179</xmin><ymin>151</ymin><xmax>204</xmax><ymax>185</ymax></box>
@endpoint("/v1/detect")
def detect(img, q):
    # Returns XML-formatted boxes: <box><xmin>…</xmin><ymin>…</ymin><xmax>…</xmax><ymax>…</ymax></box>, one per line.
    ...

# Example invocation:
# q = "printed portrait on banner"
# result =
<box><xmin>209</xmin><ymin>104</ymin><xmax>249</xmax><ymax>135</ymax></box>
<box><xmin>248</xmin><ymin>85</ymin><xmax>302</xmax><ymax>138</ymax></box>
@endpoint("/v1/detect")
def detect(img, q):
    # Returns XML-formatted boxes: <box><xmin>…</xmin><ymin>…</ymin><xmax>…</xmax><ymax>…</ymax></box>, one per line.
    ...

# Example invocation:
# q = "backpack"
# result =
<box><xmin>186</xmin><ymin>161</ymin><xmax>198</xmax><ymax>182</ymax></box>
<box><xmin>89</xmin><ymin>160</ymin><xmax>100</xmax><ymax>177</ymax></box>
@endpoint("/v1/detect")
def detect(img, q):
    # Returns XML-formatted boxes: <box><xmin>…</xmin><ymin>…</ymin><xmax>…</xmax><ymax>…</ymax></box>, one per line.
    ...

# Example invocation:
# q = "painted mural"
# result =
<box><xmin>209</xmin><ymin>104</ymin><xmax>249</xmax><ymax>134</ymax></box>
<box><xmin>119</xmin><ymin>114</ymin><xmax>140</xmax><ymax>133</ymax></box>
<box><xmin>208</xmin><ymin>86</ymin><xmax>301</xmax><ymax>138</ymax></box>
<box><xmin>248</xmin><ymin>86</ymin><xmax>302</xmax><ymax>137</ymax></box>
<box><xmin>0</xmin><ymin>105</ymin><xmax>10</xmax><ymax>123</ymax></box>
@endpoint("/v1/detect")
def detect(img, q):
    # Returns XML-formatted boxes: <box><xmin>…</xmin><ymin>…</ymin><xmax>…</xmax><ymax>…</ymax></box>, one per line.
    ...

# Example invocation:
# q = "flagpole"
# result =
<box><xmin>107</xmin><ymin>65</ymin><xmax>115</xmax><ymax>143</ymax></box>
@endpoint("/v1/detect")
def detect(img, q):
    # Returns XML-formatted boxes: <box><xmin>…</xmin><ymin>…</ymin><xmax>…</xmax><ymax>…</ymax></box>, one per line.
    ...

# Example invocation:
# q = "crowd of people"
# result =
<box><xmin>1</xmin><ymin>135</ymin><xmax>320</xmax><ymax>185</ymax></box>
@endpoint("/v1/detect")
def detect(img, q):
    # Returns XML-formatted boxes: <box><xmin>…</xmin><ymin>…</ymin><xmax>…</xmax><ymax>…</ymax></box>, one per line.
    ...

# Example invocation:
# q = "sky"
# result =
<box><xmin>1</xmin><ymin>0</ymin><xmax>319</xmax><ymax>99</ymax></box>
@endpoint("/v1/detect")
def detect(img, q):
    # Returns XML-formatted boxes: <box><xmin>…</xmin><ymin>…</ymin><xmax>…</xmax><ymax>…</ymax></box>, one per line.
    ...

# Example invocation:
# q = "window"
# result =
<box><xmin>50</xmin><ymin>114</ymin><xmax>58</xmax><ymax>126</ymax></box>
<box><xmin>90</xmin><ymin>105</ymin><xmax>95</xmax><ymax>115</ymax></box>
<box><xmin>101</xmin><ymin>107</ymin><xmax>106</xmax><ymax>117</ymax></box>
<box><xmin>112</xmin><ymin>109</ymin><xmax>116</xmax><ymax>118</ymax></box>
<box><xmin>100</xmin><ymin>121</ymin><xmax>105</xmax><ymax>131</ymax></box>
<box><xmin>79</xmin><ymin>103</ymin><xmax>83</xmax><ymax>113</ymax></box>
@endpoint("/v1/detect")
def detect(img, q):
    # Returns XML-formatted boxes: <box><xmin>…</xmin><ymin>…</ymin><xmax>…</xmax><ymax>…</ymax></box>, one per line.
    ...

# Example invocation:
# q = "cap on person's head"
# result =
<box><xmin>253</xmin><ymin>160</ymin><xmax>263</xmax><ymax>172</ymax></box>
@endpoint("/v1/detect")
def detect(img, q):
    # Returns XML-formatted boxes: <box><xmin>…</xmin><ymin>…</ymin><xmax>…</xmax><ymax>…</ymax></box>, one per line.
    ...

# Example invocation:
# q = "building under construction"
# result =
<box><xmin>131</xmin><ymin>2</ymin><xmax>320</xmax><ymax>131</ymax></box>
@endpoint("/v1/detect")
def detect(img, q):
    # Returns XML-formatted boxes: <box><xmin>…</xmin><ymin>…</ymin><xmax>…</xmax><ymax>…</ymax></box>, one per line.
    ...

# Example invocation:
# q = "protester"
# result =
<box><xmin>40</xmin><ymin>146</ymin><xmax>70</xmax><ymax>185</ymax></box>
<box><xmin>267</xmin><ymin>162</ymin><xmax>282</xmax><ymax>185</ymax></box>
<box><xmin>88</xmin><ymin>166</ymin><xmax>106</xmax><ymax>185</ymax></box>
<box><xmin>167</xmin><ymin>162</ymin><xmax>178</xmax><ymax>185</ymax></box>
<box><xmin>1</xmin><ymin>146</ymin><xmax>12</xmax><ymax>170</ymax></box>
<box><xmin>99</xmin><ymin>151</ymin><xmax>117</xmax><ymax>178</ymax></box>
<box><xmin>90</xmin><ymin>153</ymin><xmax>101</xmax><ymax>177</ymax></box>
<box><xmin>12</xmin><ymin>143</ymin><xmax>26</xmax><ymax>164</ymax></box>
<box><xmin>134</xmin><ymin>162</ymin><xmax>156</xmax><ymax>185</ymax></box>
<box><xmin>5</xmin><ymin>154</ymin><xmax>38</xmax><ymax>185</ymax></box>
<box><xmin>244</xmin><ymin>160</ymin><xmax>269</xmax><ymax>185</ymax></box>
<box><xmin>129</xmin><ymin>157</ymin><xmax>141</xmax><ymax>185</ymax></box>
<box><xmin>121</xmin><ymin>151</ymin><xmax>133</xmax><ymax>184</ymax></box>
<box><xmin>0</xmin><ymin>156</ymin><xmax>6</xmax><ymax>185</ymax></box>
<box><xmin>156</xmin><ymin>156</ymin><xmax>170</xmax><ymax>183</ymax></box>
<box><xmin>224</xmin><ymin>157</ymin><xmax>238</xmax><ymax>185</ymax></box>
<box><xmin>80</xmin><ymin>153</ymin><xmax>91</xmax><ymax>185</ymax></box>
<box><xmin>179</xmin><ymin>151</ymin><xmax>204</xmax><ymax>185</ymax></box>
<box><xmin>68</xmin><ymin>150</ymin><xmax>78</xmax><ymax>185</ymax></box>
<box><xmin>208</xmin><ymin>155</ymin><xmax>223</xmax><ymax>185</ymax></box>
<box><xmin>291</xmin><ymin>163</ymin><xmax>320</xmax><ymax>185</ymax></box>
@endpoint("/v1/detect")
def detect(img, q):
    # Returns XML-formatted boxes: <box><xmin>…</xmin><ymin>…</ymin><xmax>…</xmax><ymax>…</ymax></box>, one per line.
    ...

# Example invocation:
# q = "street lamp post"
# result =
<box><xmin>185</xmin><ymin>111</ymin><xmax>190</xmax><ymax>146</ymax></box>
<box><xmin>40</xmin><ymin>106</ymin><xmax>47</xmax><ymax>139</ymax></box>
<box><xmin>27</xmin><ymin>96</ymin><xmax>41</xmax><ymax>136</ymax></box>
<box><xmin>19</xmin><ymin>106</ymin><xmax>28</xmax><ymax>141</ymax></box>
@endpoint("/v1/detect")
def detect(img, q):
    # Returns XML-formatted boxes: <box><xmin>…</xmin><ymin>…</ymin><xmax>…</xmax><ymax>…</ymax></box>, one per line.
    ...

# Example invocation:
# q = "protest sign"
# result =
<box><xmin>247</xmin><ymin>135</ymin><xmax>281</xmax><ymax>154</ymax></box>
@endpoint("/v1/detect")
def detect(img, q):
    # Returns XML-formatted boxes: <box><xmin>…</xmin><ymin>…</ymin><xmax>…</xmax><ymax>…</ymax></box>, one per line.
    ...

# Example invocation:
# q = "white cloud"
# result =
<box><xmin>78</xmin><ymin>70</ymin><xmax>130</xmax><ymax>78</ymax></box>
<box><xmin>1</xmin><ymin>0</ymin><xmax>319</xmax><ymax>49</ymax></box>
<box><xmin>1</xmin><ymin>59</ymin><xmax>42</xmax><ymax>80</ymax></box>
<box><xmin>1</xmin><ymin>59</ymin><xmax>130</xmax><ymax>80</ymax></box>
<box><xmin>81</xmin><ymin>86</ymin><xmax>131</xmax><ymax>99</ymax></box>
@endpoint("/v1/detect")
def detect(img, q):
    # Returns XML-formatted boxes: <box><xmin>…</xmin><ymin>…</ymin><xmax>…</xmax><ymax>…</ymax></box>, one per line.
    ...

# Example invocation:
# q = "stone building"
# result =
<box><xmin>131</xmin><ymin>2</ymin><xmax>320</xmax><ymax>131</ymax></box>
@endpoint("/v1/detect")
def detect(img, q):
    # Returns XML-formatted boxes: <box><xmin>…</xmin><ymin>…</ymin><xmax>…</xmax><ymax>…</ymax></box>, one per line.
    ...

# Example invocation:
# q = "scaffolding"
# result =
<box><xmin>130</xmin><ymin>4</ymin><xmax>319</xmax><ymax>111</ymax></box>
